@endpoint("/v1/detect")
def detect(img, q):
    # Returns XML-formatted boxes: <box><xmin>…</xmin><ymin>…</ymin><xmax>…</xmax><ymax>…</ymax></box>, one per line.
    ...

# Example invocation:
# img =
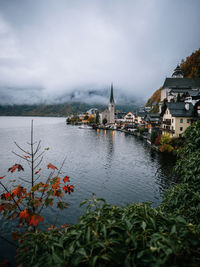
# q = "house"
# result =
<box><xmin>124</xmin><ymin>112</ymin><xmax>135</xmax><ymax>124</ymax></box>
<box><xmin>135</xmin><ymin>110</ymin><xmax>146</xmax><ymax>125</ymax></box>
<box><xmin>160</xmin><ymin>65</ymin><xmax>200</xmax><ymax>112</ymax></box>
<box><xmin>145</xmin><ymin>113</ymin><xmax>161</xmax><ymax>133</ymax></box>
<box><xmin>161</xmin><ymin>102</ymin><xmax>195</xmax><ymax>137</ymax></box>
<box><xmin>100</xmin><ymin>84</ymin><xmax>115</xmax><ymax>124</ymax></box>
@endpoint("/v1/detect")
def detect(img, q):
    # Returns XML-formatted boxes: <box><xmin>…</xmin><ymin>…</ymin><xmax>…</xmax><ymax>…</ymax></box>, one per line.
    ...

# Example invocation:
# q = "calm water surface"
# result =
<box><xmin>0</xmin><ymin>117</ymin><xmax>176</xmax><ymax>264</ymax></box>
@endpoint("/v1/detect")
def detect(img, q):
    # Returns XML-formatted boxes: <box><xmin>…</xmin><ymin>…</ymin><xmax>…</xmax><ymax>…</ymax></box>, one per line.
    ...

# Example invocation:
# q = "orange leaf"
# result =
<box><xmin>29</xmin><ymin>214</ymin><xmax>43</xmax><ymax>227</ymax></box>
<box><xmin>24</xmin><ymin>155</ymin><xmax>30</xmax><ymax>159</ymax></box>
<box><xmin>12</xmin><ymin>186</ymin><xmax>26</xmax><ymax>198</ymax></box>
<box><xmin>8</xmin><ymin>164</ymin><xmax>24</xmax><ymax>173</ymax></box>
<box><xmin>19</xmin><ymin>209</ymin><xmax>29</xmax><ymax>220</ymax></box>
<box><xmin>35</xmin><ymin>168</ymin><xmax>42</xmax><ymax>175</ymax></box>
<box><xmin>63</xmin><ymin>176</ymin><xmax>70</xmax><ymax>183</ymax></box>
<box><xmin>47</xmin><ymin>163</ymin><xmax>58</xmax><ymax>170</ymax></box>
<box><xmin>0</xmin><ymin>176</ymin><xmax>5</xmax><ymax>180</ymax></box>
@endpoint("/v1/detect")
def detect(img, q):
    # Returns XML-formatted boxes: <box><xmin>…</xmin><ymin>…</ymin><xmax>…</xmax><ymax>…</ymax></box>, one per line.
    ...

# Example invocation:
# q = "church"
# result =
<box><xmin>100</xmin><ymin>84</ymin><xmax>115</xmax><ymax>125</ymax></box>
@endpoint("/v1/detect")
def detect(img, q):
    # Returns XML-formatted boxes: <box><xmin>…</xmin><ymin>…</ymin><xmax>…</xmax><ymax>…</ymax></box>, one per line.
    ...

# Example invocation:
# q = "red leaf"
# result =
<box><xmin>19</xmin><ymin>209</ymin><xmax>29</xmax><ymax>220</ymax></box>
<box><xmin>47</xmin><ymin>163</ymin><xmax>58</xmax><ymax>170</ymax></box>
<box><xmin>29</xmin><ymin>214</ymin><xmax>43</xmax><ymax>227</ymax></box>
<box><xmin>0</xmin><ymin>176</ymin><xmax>5</xmax><ymax>180</ymax></box>
<box><xmin>35</xmin><ymin>168</ymin><xmax>42</xmax><ymax>175</ymax></box>
<box><xmin>63</xmin><ymin>176</ymin><xmax>70</xmax><ymax>183</ymax></box>
<box><xmin>8</xmin><ymin>164</ymin><xmax>24</xmax><ymax>173</ymax></box>
<box><xmin>24</xmin><ymin>155</ymin><xmax>30</xmax><ymax>159</ymax></box>
<box><xmin>63</xmin><ymin>185</ymin><xmax>74</xmax><ymax>194</ymax></box>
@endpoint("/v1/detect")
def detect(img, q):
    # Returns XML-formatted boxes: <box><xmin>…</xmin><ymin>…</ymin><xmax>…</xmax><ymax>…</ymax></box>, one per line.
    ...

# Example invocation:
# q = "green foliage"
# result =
<box><xmin>160</xmin><ymin>99</ymin><xmax>167</xmax><ymax>117</ymax></box>
<box><xmin>138</xmin><ymin>127</ymin><xmax>148</xmax><ymax>135</ymax></box>
<box><xmin>161</xmin><ymin>183</ymin><xmax>200</xmax><ymax>224</ymax></box>
<box><xmin>175</xmin><ymin>120</ymin><xmax>200</xmax><ymax>182</ymax></box>
<box><xmin>103</xmin><ymin>118</ymin><xmax>107</xmax><ymax>125</ymax></box>
<box><xmin>17</xmin><ymin>196</ymin><xmax>200</xmax><ymax>267</ymax></box>
<box><xmin>160</xmin><ymin>133</ymin><xmax>171</xmax><ymax>145</ymax></box>
<box><xmin>151</xmin><ymin>104</ymin><xmax>159</xmax><ymax>114</ymax></box>
<box><xmin>150</xmin><ymin>131</ymin><xmax>157</xmax><ymax>144</ymax></box>
<box><xmin>95</xmin><ymin>111</ymin><xmax>100</xmax><ymax>124</ymax></box>
<box><xmin>170</xmin><ymin>137</ymin><xmax>185</xmax><ymax>150</ymax></box>
<box><xmin>16</xmin><ymin>120</ymin><xmax>200</xmax><ymax>267</ymax></box>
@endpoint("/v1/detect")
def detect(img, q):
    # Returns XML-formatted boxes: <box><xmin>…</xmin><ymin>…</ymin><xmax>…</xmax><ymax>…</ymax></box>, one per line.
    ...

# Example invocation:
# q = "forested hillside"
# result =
<box><xmin>0</xmin><ymin>103</ymin><xmax>138</xmax><ymax>117</ymax></box>
<box><xmin>180</xmin><ymin>48</ymin><xmax>200</xmax><ymax>78</ymax></box>
<box><xmin>146</xmin><ymin>48</ymin><xmax>200</xmax><ymax>107</ymax></box>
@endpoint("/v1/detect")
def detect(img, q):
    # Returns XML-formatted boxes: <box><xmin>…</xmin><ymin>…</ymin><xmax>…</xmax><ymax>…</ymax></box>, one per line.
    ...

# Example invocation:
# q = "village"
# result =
<box><xmin>67</xmin><ymin>65</ymin><xmax>200</xmax><ymax>151</ymax></box>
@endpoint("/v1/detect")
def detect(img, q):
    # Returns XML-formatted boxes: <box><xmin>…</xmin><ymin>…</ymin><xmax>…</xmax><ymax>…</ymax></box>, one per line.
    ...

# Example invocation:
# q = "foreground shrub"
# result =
<box><xmin>17</xmin><ymin>196</ymin><xmax>200</xmax><ymax>267</ymax></box>
<box><xmin>161</xmin><ymin>183</ymin><xmax>200</xmax><ymax>224</ymax></box>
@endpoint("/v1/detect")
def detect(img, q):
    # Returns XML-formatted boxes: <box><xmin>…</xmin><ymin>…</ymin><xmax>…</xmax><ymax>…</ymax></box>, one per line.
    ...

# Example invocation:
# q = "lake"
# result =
<box><xmin>0</xmin><ymin>116</ymin><xmax>176</xmax><ymax>264</ymax></box>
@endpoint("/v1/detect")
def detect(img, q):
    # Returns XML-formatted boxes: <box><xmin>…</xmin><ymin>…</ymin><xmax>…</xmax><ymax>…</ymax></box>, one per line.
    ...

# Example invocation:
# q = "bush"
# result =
<box><xmin>154</xmin><ymin>134</ymin><xmax>161</xmax><ymax>145</ymax></box>
<box><xmin>138</xmin><ymin>127</ymin><xmax>148</xmax><ymax>135</ymax></box>
<box><xmin>17</xmin><ymin>196</ymin><xmax>200</xmax><ymax>267</ymax></box>
<box><xmin>150</xmin><ymin>131</ymin><xmax>157</xmax><ymax>144</ymax></box>
<box><xmin>161</xmin><ymin>183</ymin><xmax>200</xmax><ymax>224</ymax></box>
<box><xmin>159</xmin><ymin>144</ymin><xmax>174</xmax><ymax>153</ymax></box>
<box><xmin>160</xmin><ymin>133</ymin><xmax>171</xmax><ymax>145</ymax></box>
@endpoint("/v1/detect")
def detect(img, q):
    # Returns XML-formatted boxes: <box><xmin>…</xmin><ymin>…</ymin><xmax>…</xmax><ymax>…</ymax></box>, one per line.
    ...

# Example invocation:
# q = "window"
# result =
<box><xmin>187</xmin><ymin>119</ymin><xmax>190</xmax><ymax>123</ymax></box>
<box><xmin>172</xmin><ymin>119</ymin><xmax>174</xmax><ymax>123</ymax></box>
<box><xmin>180</xmin><ymin>127</ymin><xmax>183</xmax><ymax>131</ymax></box>
<box><xmin>180</xmin><ymin>119</ymin><xmax>183</xmax><ymax>123</ymax></box>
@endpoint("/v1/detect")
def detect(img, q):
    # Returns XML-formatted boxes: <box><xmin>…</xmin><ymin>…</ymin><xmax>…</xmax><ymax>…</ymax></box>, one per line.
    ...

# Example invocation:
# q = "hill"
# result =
<box><xmin>180</xmin><ymin>48</ymin><xmax>200</xmax><ymax>78</ymax></box>
<box><xmin>0</xmin><ymin>102</ymin><xmax>139</xmax><ymax>117</ymax></box>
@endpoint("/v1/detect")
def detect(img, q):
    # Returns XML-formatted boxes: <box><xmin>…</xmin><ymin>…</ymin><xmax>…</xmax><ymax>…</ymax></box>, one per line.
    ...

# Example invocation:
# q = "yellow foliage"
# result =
<box><xmin>146</xmin><ymin>88</ymin><xmax>161</xmax><ymax>107</ymax></box>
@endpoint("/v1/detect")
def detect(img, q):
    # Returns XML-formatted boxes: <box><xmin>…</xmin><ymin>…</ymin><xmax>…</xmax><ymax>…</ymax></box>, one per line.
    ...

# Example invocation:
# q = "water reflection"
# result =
<box><xmin>0</xmin><ymin>117</ymin><xmax>177</xmax><ymax>265</ymax></box>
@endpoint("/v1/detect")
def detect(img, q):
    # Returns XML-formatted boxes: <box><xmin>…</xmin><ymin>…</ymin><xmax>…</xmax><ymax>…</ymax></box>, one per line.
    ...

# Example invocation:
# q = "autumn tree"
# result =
<box><xmin>0</xmin><ymin>121</ymin><xmax>74</xmax><ymax>236</ymax></box>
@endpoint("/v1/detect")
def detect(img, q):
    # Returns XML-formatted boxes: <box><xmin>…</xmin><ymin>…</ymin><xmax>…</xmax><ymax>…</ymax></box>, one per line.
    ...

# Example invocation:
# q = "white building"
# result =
<box><xmin>100</xmin><ymin>84</ymin><xmax>115</xmax><ymax>124</ymax></box>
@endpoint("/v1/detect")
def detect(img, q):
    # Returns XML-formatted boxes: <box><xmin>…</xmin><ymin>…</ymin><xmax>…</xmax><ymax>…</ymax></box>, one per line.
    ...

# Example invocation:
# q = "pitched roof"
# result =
<box><xmin>186</xmin><ymin>90</ymin><xmax>200</xmax><ymax>97</ymax></box>
<box><xmin>163</xmin><ymin>78</ymin><xmax>200</xmax><ymax>89</ymax></box>
<box><xmin>166</xmin><ymin>102</ymin><xmax>194</xmax><ymax>117</ymax></box>
<box><xmin>110</xmin><ymin>83</ymin><xmax>114</xmax><ymax>103</ymax></box>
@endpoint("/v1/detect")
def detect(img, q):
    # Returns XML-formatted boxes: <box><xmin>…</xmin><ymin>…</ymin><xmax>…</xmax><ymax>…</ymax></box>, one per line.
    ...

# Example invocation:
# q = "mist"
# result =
<box><xmin>0</xmin><ymin>0</ymin><xmax>200</xmax><ymax>105</ymax></box>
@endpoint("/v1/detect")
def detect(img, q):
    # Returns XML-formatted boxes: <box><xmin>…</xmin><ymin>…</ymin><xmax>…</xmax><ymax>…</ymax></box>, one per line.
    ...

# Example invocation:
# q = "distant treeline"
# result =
<box><xmin>0</xmin><ymin>103</ymin><xmax>138</xmax><ymax>117</ymax></box>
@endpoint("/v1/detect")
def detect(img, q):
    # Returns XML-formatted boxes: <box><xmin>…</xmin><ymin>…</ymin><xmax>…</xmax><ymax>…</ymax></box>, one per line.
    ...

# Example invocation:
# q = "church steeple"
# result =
<box><xmin>172</xmin><ymin>65</ymin><xmax>184</xmax><ymax>78</ymax></box>
<box><xmin>110</xmin><ymin>83</ymin><xmax>115</xmax><ymax>103</ymax></box>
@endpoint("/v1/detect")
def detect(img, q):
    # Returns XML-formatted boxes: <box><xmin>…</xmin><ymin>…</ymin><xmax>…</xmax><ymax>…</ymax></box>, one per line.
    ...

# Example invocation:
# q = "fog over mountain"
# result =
<box><xmin>0</xmin><ymin>0</ymin><xmax>200</xmax><ymax>105</ymax></box>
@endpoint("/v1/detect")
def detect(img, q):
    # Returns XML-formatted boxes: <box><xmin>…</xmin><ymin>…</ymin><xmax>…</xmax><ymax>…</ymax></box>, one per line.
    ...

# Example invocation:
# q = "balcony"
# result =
<box><xmin>162</xmin><ymin>119</ymin><xmax>171</xmax><ymax>125</ymax></box>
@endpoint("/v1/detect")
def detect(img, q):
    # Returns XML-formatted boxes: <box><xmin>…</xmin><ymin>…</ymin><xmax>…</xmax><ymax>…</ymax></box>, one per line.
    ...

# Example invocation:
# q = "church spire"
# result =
<box><xmin>172</xmin><ymin>65</ymin><xmax>184</xmax><ymax>78</ymax></box>
<box><xmin>110</xmin><ymin>83</ymin><xmax>114</xmax><ymax>103</ymax></box>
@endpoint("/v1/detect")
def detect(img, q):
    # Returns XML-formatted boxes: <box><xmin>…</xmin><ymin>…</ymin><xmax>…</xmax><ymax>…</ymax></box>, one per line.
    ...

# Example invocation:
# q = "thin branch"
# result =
<box><xmin>57</xmin><ymin>156</ymin><xmax>67</xmax><ymax>177</ymax></box>
<box><xmin>0</xmin><ymin>181</ymin><xmax>21</xmax><ymax>211</ymax></box>
<box><xmin>38</xmin><ymin>172</ymin><xmax>54</xmax><ymax>214</ymax></box>
<box><xmin>0</xmin><ymin>234</ymin><xmax>18</xmax><ymax>248</ymax></box>
<box><xmin>19</xmin><ymin>177</ymin><xmax>32</xmax><ymax>184</ymax></box>
<box><xmin>12</xmin><ymin>151</ymin><xmax>31</xmax><ymax>163</ymax></box>
<box><xmin>34</xmin><ymin>156</ymin><xmax>43</xmax><ymax>171</ymax></box>
<box><xmin>27</xmin><ymin>141</ymin><xmax>37</xmax><ymax>146</ymax></box>
<box><xmin>34</xmin><ymin>140</ymin><xmax>41</xmax><ymax>156</ymax></box>
<box><xmin>14</xmin><ymin>141</ymin><xmax>30</xmax><ymax>155</ymax></box>
<box><xmin>34</xmin><ymin>175</ymin><xmax>41</xmax><ymax>183</ymax></box>
<box><xmin>34</xmin><ymin>151</ymin><xmax>45</xmax><ymax>163</ymax></box>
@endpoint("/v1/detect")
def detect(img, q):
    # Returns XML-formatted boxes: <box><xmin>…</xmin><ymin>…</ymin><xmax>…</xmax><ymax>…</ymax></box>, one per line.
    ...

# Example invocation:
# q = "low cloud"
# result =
<box><xmin>0</xmin><ymin>0</ymin><xmax>199</xmax><ymax>105</ymax></box>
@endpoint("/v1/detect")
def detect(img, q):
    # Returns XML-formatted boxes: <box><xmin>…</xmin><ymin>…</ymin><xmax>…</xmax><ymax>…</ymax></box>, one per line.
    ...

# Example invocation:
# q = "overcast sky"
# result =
<box><xmin>0</xmin><ymin>0</ymin><xmax>200</xmax><ymax>104</ymax></box>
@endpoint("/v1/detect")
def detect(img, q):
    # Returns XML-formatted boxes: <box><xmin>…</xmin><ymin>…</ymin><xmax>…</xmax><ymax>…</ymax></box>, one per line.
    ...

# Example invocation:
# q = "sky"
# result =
<box><xmin>0</xmin><ymin>0</ymin><xmax>200</xmax><ymax>105</ymax></box>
